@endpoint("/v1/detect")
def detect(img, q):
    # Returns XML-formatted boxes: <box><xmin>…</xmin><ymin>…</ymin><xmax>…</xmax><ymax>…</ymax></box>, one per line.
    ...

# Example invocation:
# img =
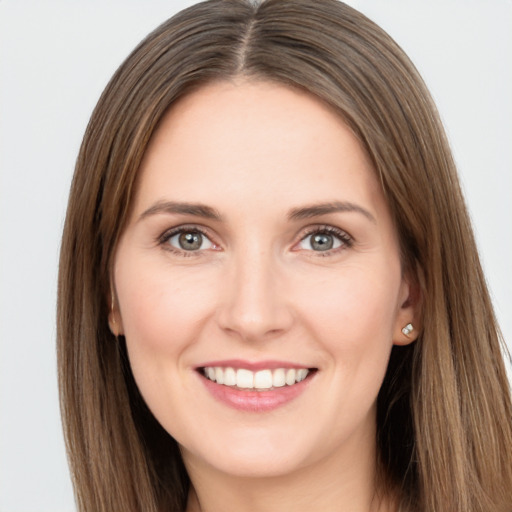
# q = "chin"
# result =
<box><xmin>187</xmin><ymin>447</ymin><xmax>311</xmax><ymax>479</ymax></box>
<box><xmin>178</xmin><ymin>421</ymin><xmax>339</xmax><ymax>481</ymax></box>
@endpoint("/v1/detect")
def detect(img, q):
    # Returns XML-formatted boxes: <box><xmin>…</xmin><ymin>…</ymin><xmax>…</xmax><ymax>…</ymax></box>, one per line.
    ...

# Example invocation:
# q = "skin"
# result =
<box><xmin>111</xmin><ymin>80</ymin><xmax>419</xmax><ymax>512</ymax></box>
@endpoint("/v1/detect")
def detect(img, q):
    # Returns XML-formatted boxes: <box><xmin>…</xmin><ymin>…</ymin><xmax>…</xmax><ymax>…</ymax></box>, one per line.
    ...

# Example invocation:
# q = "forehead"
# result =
<box><xmin>132</xmin><ymin>79</ymin><xmax>383</xmax><ymax>219</ymax></box>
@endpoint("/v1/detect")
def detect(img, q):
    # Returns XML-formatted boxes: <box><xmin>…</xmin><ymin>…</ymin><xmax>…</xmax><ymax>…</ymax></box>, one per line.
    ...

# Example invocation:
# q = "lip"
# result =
<box><xmin>196</xmin><ymin>360</ymin><xmax>316</xmax><ymax>412</ymax></box>
<box><xmin>196</xmin><ymin>359</ymin><xmax>311</xmax><ymax>371</ymax></box>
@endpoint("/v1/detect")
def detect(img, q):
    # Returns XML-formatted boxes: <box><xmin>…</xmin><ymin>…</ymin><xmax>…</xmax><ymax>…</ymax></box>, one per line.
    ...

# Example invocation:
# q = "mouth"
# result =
<box><xmin>199</xmin><ymin>366</ymin><xmax>314</xmax><ymax>391</ymax></box>
<box><xmin>196</xmin><ymin>362</ymin><xmax>317</xmax><ymax>412</ymax></box>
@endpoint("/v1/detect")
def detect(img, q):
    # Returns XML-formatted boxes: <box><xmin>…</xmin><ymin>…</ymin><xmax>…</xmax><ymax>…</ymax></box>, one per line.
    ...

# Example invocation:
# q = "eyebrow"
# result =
<box><xmin>138</xmin><ymin>201</ymin><xmax>223</xmax><ymax>222</ymax></box>
<box><xmin>138</xmin><ymin>200</ymin><xmax>375</xmax><ymax>224</ymax></box>
<box><xmin>287</xmin><ymin>201</ymin><xmax>376</xmax><ymax>223</ymax></box>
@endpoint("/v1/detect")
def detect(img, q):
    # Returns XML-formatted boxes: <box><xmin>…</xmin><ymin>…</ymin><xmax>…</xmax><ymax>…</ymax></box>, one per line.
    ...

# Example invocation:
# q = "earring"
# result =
<box><xmin>401</xmin><ymin>323</ymin><xmax>414</xmax><ymax>336</ymax></box>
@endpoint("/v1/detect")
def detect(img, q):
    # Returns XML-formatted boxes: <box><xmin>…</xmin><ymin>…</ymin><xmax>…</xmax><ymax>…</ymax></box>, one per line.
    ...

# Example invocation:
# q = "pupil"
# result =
<box><xmin>312</xmin><ymin>233</ymin><xmax>333</xmax><ymax>251</ymax></box>
<box><xmin>179</xmin><ymin>232</ymin><xmax>202</xmax><ymax>250</ymax></box>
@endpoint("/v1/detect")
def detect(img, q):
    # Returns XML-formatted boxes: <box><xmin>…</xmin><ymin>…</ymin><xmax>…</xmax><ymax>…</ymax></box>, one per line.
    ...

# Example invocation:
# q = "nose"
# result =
<box><xmin>216</xmin><ymin>247</ymin><xmax>294</xmax><ymax>342</ymax></box>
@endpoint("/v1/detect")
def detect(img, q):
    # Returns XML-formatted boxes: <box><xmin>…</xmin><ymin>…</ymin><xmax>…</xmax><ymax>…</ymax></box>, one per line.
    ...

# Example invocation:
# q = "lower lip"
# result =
<box><xmin>198</xmin><ymin>372</ymin><xmax>314</xmax><ymax>412</ymax></box>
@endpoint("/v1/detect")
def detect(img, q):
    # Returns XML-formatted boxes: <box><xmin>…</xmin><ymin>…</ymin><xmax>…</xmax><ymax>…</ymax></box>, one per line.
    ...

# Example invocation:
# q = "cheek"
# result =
<box><xmin>292</xmin><ymin>259</ymin><xmax>402</xmax><ymax>411</ymax></box>
<box><xmin>114</xmin><ymin>260</ymin><xmax>221</xmax><ymax>431</ymax></box>
<box><xmin>115</xmin><ymin>259</ymin><xmax>217</xmax><ymax>373</ymax></box>
<box><xmin>296</xmin><ymin>261</ymin><xmax>401</xmax><ymax>345</ymax></box>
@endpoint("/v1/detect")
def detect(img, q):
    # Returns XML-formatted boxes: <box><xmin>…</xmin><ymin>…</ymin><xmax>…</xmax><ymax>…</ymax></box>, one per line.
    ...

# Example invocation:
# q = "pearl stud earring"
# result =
<box><xmin>401</xmin><ymin>323</ymin><xmax>414</xmax><ymax>336</ymax></box>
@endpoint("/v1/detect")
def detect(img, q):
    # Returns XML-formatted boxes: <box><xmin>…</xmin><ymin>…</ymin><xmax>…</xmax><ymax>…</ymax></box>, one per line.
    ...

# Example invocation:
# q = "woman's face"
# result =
<box><xmin>112</xmin><ymin>80</ymin><xmax>417</xmax><ymax>479</ymax></box>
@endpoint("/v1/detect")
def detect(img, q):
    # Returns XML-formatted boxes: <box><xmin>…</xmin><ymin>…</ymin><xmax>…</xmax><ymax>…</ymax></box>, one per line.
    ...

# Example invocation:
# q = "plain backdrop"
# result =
<box><xmin>0</xmin><ymin>1</ymin><xmax>511</xmax><ymax>511</ymax></box>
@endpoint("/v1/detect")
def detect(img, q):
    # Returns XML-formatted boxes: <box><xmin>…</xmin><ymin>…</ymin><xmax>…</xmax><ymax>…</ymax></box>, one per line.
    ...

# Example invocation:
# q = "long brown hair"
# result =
<box><xmin>57</xmin><ymin>1</ymin><xmax>512</xmax><ymax>510</ymax></box>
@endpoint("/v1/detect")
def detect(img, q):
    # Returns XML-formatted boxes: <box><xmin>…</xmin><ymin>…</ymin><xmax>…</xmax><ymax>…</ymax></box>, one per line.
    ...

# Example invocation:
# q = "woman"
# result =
<box><xmin>57</xmin><ymin>0</ymin><xmax>512</xmax><ymax>511</ymax></box>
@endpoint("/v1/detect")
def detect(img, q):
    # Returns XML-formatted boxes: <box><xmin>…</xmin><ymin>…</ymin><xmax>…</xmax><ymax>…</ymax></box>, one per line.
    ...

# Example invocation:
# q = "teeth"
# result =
<box><xmin>296</xmin><ymin>369</ymin><xmax>308</xmax><ymax>382</ymax></box>
<box><xmin>285</xmin><ymin>368</ymin><xmax>296</xmax><ymax>386</ymax></box>
<box><xmin>215</xmin><ymin>367</ymin><xmax>224</xmax><ymax>385</ymax></box>
<box><xmin>224</xmin><ymin>367</ymin><xmax>236</xmax><ymax>386</ymax></box>
<box><xmin>254</xmin><ymin>370</ymin><xmax>272</xmax><ymax>389</ymax></box>
<box><xmin>236</xmin><ymin>369</ymin><xmax>254</xmax><ymax>389</ymax></box>
<box><xmin>273</xmin><ymin>368</ymin><xmax>286</xmax><ymax>387</ymax></box>
<box><xmin>202</xmin><ymin>366</ymin><xmax>311</xmax><ymax>390</ymax></box>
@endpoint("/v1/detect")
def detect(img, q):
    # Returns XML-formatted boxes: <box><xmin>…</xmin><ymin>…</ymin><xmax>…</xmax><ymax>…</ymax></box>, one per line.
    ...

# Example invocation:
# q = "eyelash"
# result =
<box><xmin>297</xmin><ymin>225</ymin><xmax>353</xmax><ymax>256</ymax></box>
<box><xmin>158</xmin><ymin>225</ymin><xmax>215</xmax><ymax>258</ymax></box>
<box><xmin>157</xmin><ymin>224</ymin><xmax>353</xmax><ymax>257</ymax></box>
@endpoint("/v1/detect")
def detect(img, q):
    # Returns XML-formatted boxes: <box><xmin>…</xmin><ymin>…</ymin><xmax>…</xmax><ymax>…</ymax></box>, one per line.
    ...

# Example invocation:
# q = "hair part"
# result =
<box><xmin>58</xmin><ymin>1</ymin><xmax>512</xmax><ymax>510</ymax></box>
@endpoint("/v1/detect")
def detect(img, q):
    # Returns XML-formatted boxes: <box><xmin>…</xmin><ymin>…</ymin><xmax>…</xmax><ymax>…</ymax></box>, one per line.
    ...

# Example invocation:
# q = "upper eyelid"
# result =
<box><xmin>158</xmin><ymin>224</ymin><xmax>214</xmax><ymax>241</ymax></box>
<box><xmin>157</xmin><ymin>225</ymin><xmax>218</xmax><ymax>256</ymax></box>
<box><xmin>156</xmin><ymin>223</ymin><xmax>353</xmax><ymax>249</ymax></box>
<box><xmin>297</xmin><ymin>224</ymin><xmax>352</xmax><ymax>240</ymax></box>
<box><xmin>294</xmin><ymin>225</ymin><xmax>354</xmax><ymax>253</ymax></box>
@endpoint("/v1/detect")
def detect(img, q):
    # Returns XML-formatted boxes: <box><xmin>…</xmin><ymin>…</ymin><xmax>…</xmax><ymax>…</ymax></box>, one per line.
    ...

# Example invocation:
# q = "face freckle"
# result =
<box><xmin>113</xmin><ymin>79</ymin><xmax>417</xmax><ymax>481</ymax></box>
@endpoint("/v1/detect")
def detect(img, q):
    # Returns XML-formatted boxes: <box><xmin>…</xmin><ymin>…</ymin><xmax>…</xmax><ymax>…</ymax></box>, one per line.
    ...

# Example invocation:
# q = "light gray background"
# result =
<box><xmin>1</xmin><ymin>1</ymin><xmax>510</xmax><ymax>511</ymax></box>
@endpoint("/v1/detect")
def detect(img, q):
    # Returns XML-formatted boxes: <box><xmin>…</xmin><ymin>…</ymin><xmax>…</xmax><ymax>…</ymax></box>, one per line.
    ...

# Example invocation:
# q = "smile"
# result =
<box><xmin>197</xmin><ymin>362</ymin><xmax>317</xmax><ymax>412</ymax></box>
<box><xmin>201</xmin><ymin>366</ymin><xmax>310</xmax><ymax>391</ymax></box>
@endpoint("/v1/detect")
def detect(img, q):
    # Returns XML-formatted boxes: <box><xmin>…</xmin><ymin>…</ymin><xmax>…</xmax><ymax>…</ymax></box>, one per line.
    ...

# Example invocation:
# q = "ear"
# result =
<box><xmin>108</xmin><ymin>289</ymin><xmax>124</xmax><ymax>337</ymax></box>
<box><xmin>393</xmin><ymin>269</ymin><xmax>422</xmax><ymax>346</ymax></box>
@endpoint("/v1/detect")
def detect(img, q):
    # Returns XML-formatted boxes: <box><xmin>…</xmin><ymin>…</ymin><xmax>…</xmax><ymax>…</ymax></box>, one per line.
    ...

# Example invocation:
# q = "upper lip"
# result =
<box><xmin>196</xmin><ymin>359</ymin><xmax>314</xmax><ymax>371</ymax></box>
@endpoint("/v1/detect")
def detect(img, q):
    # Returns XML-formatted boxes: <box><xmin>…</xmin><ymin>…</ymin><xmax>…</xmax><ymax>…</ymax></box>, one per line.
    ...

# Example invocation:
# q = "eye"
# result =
<box><xmin>165</xmin><ymin>229</ymin><xmax>215</xmax><ymax>252</ymax></box>
<box><xmin>296</xmin><ymin>227</ymin><xmax>352</xmax><ymax>253</ymax></box>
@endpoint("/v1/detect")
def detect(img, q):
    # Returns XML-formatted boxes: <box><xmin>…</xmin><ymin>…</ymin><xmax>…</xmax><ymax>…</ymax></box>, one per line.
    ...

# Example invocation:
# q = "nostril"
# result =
<box><xmin>216</xmin><ymin>306</ymin><xmax>295</xmax><ymax>342</ymax></box>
